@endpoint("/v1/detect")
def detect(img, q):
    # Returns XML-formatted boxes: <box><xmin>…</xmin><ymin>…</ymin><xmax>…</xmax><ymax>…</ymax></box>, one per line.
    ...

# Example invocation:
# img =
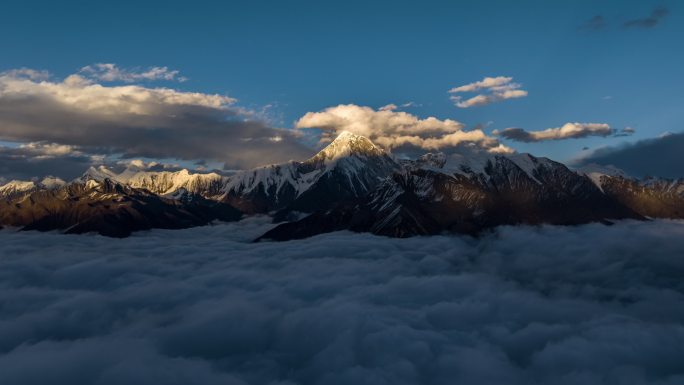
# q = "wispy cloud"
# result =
<box><xmin>614</xmin><ymin>126</ymin><xmax>636</xmax><ymax>137</ymax></box>
<box><xmin>400</xmin><ymin>101</ymin><xmax>419</xmax><ymax>108</ymax></box>
<box><xmin>494</xmin><ymin>123</ymin><xmax>634</xmax><ymax>142</ymax></box>
<box><xmin>579</xmin><ymin>7</ymin><xmax>669</xmax><ymax>32</ymax></box>
<box><xmin>448</xmin><ymin>76</ymin><xmax>527</xmax><ymax>108</ymax></box>
<box><xmin>579</xmin><ymin>15</ymin><xmax>607</xmax><ymax>31</ymax></box>
<box><xmin>80</xmin><ymin>63</ymin><xmax>187</xmax><ymax>83</ymax></box>
<box><xmin>379</xmin><ymin>102</ymin><xmax>420</xmax><ymax>111</ymax></box>
<box><xmin>0</xmin><ymin>68</ymin><xmax>50</xmax><ymax>81</ymax></box>
<box><xmin>624</xmin><ymin>6</ymin><xmax>669</xmax><ymax>29</ymax></box>
<box><xmin>379</xmin><ymin>103</ymin><xmax>398</xmax><ymax>111</ymax></box>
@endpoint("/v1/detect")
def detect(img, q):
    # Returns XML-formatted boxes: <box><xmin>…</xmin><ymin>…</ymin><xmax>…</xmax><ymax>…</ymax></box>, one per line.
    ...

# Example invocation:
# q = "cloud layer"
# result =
<box><xmin>0</xmin><ymin>68</ymin><xmax>311</xmax><ymax>171</ymax></box>
<box><xmin>448</xmin><ymin>76</ymin><xmax>527</xmax><ymax>108</ymax></box>
<box><xmin>0</xmin><ymin>219</ymin><xmax>683</xmax><ymax>384</ymax></box>
<box><xmin>575</xmin><ymin>131</ymin><xmax>684</xmax><ymax>178</ymax></box>
<box><xmin>295</xmin><ymin>104</ymin><xmax>512</xmax><ymax>154</ymax></box>
<box><xmin>494</xmin><ymin>123</ymin><xmax>633</xmax><ymax>142</ymax></box>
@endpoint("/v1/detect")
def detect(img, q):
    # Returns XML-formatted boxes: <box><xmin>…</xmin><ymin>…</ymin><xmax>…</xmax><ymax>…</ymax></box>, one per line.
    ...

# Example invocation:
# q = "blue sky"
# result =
<box><xmin>0</xmin><ymin>0</ymin><xmax>682</xmax><ymax>178</ymax></box>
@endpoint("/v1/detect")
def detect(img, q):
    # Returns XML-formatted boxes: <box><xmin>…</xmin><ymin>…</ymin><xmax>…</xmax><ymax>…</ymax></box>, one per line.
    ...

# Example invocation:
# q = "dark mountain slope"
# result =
<box><xmin>0</xmin><ymin>179</ymin><xmax>241</xmax><ymax>237</ymax></box>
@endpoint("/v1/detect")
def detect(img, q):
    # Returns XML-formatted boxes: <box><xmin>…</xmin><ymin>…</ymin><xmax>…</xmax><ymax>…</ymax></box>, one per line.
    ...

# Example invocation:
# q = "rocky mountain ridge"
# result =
<box><xmin>2</xmin><ymin>131</ymin><xmax>683</xmax><ymax>238</ymax></box>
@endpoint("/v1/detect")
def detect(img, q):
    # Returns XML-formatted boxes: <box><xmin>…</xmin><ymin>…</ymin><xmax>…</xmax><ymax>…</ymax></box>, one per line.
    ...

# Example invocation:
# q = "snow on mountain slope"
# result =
<box><xmin>222</xmin><ymin>131</ymin><xmax>399</xmax><ymax>213</ymax></box>
<box><xmin>0</xmin><ymin>177</ymin><xmax>67</xmax><ymax>200</ymax></box>
<box><xmin>124</xmin><ymin>169</ymin><xmax>225</xmax><ymax>196</ymax></box>
<box><xmin>438</xmin><ymin>152</ymin><xmax>561</xmax><ymax>186</ymax></box>
<box><xmin>80</xmin><ymin>165</ymin><xmax>120</xmax><ymax>182</ymax></box>
<box><xmin>404</xmin><ymin>153</ymin><xmax>448</xmax><ymax>171</ymax></box>
<box><xmin>5</xmin><ymin>129</ymin><xmax>684</xmax><ymax>239</ymax></box>
<box><xmin>226</xmin><ymin>131</ymin><xmax>393</xmax><ymax>195</ymax></box>
<box><xmin>576</xmin><ymin>164</ymin><xmax>629</xmax><ymax>192</ymax></box>
<box><xmin>0</xmin><ymin>180</ymin><xmax>37</xmax><ymax>199</ymax></box>
<box><xmin>223</xmin><ymin>161</ymin><xmax>314</xmax><ymax>198</ymax></box>
<box><xmin>641</xmin><ymin>177</ymin><xmax>684</xmax><ymax>197</ymax></box>
<box><xmin>80</xmin><ymin>166</ymin><xmax>226</xmax><ymax>197</ymax></box>
<box><xmin>505</xmin><ymin>153</ymin><xmax>555</xmax><ymax>184</ymax></box>
<box><xmin>304</xmin><ymin>130</ymin><xmax>388</xmax><ymax>166</ymax></box>
<box><xmin>0</xmin><ymin>178</ymin><xmax>242</xmax><ymax>237</ymax></box>
<box><xmin>76</xmin><ymin>130</ymin><xmax>400</xmax><ymax>212</ymax></box>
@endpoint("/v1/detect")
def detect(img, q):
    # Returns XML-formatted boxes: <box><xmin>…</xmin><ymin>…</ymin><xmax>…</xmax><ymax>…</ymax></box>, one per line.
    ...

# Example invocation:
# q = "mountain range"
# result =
<box><xmin>2</xmin><ymin>131</ymin><xmax>683</xmax><ymax>239</ymax></box>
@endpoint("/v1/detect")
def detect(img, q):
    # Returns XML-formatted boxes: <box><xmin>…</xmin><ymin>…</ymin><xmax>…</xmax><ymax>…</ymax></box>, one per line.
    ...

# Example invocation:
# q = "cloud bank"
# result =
<box><xmin>0</xmin><ymin>68</ymin><xmax>311</xmax><ymax>172</ymax></box>
<box><xmin>0</xmin><ymin>219</ymin><xmax>683</xmax><ymax>384</ymax></box>
<box><xmin>575</xmin><ymin>131</ymin><xmax>684</xmax><ymax>178</ymax></box>
<box><xmin>295</xmin><ymin>104</ymin><xmax>512</xmax><ymax>154</ymax></box>
<box><xmin>448</xmin><ymin>76</ymin><xmax>527</xmax><ymax>108</ymax></box>
<box><xmin>494</xmin><ymin>123</ymin><xmax>634</xmax><ymax>142</ymax></box>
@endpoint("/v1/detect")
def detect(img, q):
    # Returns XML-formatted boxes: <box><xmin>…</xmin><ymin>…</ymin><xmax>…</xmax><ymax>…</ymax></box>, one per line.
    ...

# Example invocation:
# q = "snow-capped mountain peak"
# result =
<box><xmin>0</xmin><ymin>177</ymin><xmax>68</xmax><ymax>200</ymax></box>
<box><xmin>308</xmin><ymin>131</ymin><xmax>386</xmax><ymax>165</ymax></box>
<box><xmin>0</xmin><ymin>180</ymin><xmax>37</xmax><ymax>196</ymax></box>
<box><xmin>221</xmin><ymin>131</ymin><xmax>399</xmax><ymax>212</ymax></box>
<box><xmin>4</xmin><ymin>130</ymin><xmax>684</xmax><ymax>239</ymax></box>
<box><xmin>80</xmin><ymin>165</ymin><xmax>119</xmax><ymax>182</ymax></box>
<box><xmin>79</xmin><ymin>165</ymin><xmax>226</xmax><ymax>197</ymax></box>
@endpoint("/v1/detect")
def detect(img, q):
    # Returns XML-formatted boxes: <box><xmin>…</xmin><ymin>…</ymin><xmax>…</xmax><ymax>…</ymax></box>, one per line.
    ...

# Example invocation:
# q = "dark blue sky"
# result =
<box><xmin>1</xmin><ymin>0</ymin><xmax>682</xmax><ymax>163</ymax></box>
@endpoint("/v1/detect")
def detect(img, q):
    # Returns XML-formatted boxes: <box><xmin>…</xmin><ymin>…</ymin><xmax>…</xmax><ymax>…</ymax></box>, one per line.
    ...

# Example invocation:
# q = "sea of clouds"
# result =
<box><xmin>1</xmin><ymin>218</ymin><xmax>683</xmax><ymax>385</ymax></box>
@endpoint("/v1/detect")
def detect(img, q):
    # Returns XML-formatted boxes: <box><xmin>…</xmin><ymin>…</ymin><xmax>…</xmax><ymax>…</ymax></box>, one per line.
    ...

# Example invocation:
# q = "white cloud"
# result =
<box><xmin>0</xmin><ymin>68</ymin><xmax>311</xmax><ymax>170</ymax></box>
<box><xmin>79</xmin><ymin>63</ymin><xmax>187</xmax><ymax>83</ymax></box>
<box><xmin>0</xmin><ymin>219</ymin><xmax>683</xmax><ymax>384</ymax></box>
<box><xmin>1</xmin><ymin>72</ymin><xmax>235</xmax><ymax>113</ymax></box>
<box><xmin>379</xmin><ymin>102</ymin><xmax>420</xmax><ymax>111</ymax></box>
<box><xmin>113</xmin><ymin>158</ymin><xmax>183</xmax><ymax>171</ymax></box>
<box><xmin>449</xmin><ymin>76</ymin><xmax>528</xmax><ymax>108</ymax></box>
<box><xmin>618</xmin><ymin>126</ymin><xmax>636</xmax><ymax>136</ymax></box>
<box><xmin>448</xmin><ymin>76</ymin><xmax>514</xmax><ymax>93</ymax></box>
<box><xmin>295</xmin><ymin>104</ymin><xmax>512</xmax><ymax>153</ymax></box>
<box><xmin>379</xmin><ymin>103</ymin><xmax>398</xmax><ymax>111</ymax></box>
<box><xmin>19</xmin><ymin>142</ymin><xmax>80</xmax><ymax>157</ymax></box>
<box><xmin>400</xmin><ymin>101</ymin><xmax>419</xmax><ymax>108</ymax></box>
<box><xmin>494</xmin><ymin>122</ymin><xmax>633</xmax><ymax>142</ymax></box>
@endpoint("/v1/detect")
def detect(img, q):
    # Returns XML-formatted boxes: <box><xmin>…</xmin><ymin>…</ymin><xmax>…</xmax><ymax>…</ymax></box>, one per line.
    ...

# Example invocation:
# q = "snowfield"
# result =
<box><xmin>0</xmin><ymin>219</ymin><xmax>683</xmax><ymax>385</ymax></box>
